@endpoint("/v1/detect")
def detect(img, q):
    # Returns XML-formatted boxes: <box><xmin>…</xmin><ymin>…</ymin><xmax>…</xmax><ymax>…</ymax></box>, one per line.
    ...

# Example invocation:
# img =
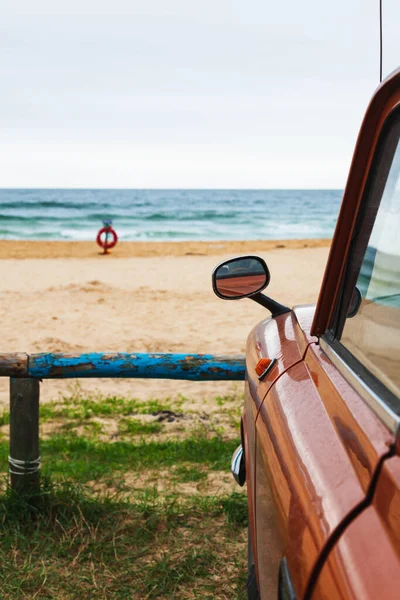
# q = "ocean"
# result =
<box><xmin>0</xmin><ymin>189</ymin><xmax>342</xmax><ymax>241</ymax></box>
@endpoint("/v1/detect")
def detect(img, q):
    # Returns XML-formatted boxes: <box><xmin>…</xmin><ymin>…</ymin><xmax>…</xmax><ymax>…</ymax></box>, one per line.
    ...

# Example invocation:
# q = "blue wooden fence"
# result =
<box><xmin>0</xmin><ymin>351</ymin><xmax>246</xmax><ymax>496</ymax></box>
<box><xmin>28</xmin><ymin>352</ymin><xmax>246</xmax><ymax>380</ymax></box>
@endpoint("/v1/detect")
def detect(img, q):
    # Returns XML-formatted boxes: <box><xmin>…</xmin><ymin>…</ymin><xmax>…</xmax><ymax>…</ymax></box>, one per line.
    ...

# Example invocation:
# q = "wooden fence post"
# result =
<box><xmin>9</xmin><ymin>378</ymin><xmax>40</xmax><ymax>496</ymax></box>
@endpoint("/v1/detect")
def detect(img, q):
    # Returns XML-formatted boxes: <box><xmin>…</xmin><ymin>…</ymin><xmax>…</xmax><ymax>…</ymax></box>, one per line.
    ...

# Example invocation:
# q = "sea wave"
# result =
<box><xmin>0</xmin><ymin>189</ymin><xmax>342</xmax><ymax>241</ymax></box>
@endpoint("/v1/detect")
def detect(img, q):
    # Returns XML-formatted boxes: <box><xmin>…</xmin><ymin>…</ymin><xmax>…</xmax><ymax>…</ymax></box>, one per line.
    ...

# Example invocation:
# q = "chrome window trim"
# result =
<box><xmin>320</xmin><ymin>337</ymin><xmax>400</xmax><ymax>434</ymax></box>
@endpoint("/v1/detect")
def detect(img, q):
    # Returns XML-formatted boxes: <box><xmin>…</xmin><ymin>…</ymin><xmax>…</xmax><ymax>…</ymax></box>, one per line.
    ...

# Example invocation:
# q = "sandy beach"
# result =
<box><xmin>0</xmin><ymin>239</ymin><xmax>330</xmax><ymax>407</ymax></box>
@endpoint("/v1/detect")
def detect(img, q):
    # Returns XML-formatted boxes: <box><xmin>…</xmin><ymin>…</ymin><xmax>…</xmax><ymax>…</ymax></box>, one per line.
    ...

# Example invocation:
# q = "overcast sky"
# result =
<box><xmin>1</xmin><ymin>0</ymin><xmax>399</xmax><ymax>189</ymax></box>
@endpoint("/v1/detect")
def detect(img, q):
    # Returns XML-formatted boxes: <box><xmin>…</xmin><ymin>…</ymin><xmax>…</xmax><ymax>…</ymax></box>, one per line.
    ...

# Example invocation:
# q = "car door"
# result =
<box><xmin>311</xmin><ymin>455</ymin><xmax>400</xmax><ymax>600</ymax></box>
<box><xmin>254</xmin><ymin>329</ymin><xmax>396</xmax><ymax>599</ymax></box>
<box><xmin>254</xmin><ymin>69</ymin><xmax>400</xmax><ymax>600</ymax></box>
<box><xmin>307</xmin><ymin>73</ymin><xmax>400</xmax><ymax>599</ymax></box>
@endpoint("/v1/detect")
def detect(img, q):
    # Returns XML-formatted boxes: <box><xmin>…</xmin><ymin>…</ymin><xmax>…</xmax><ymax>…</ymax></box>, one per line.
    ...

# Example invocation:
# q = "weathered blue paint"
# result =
<box><xmin>28</xmin><ymin>353</ymin><xmax>246</xmax><ymax>380</ymax></box>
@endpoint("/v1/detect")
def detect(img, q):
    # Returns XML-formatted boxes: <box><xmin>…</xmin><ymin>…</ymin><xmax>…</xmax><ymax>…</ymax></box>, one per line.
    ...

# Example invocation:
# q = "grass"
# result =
<box><xmin>118</xmin><ymin>417</ymin><xmax>164</xmax><ymax>436</ymax></box>
<box><xmin>43</xmin><ymin>393</ymin><xmax>183</xmax><ymax>421</ymax></box>
<box><xmin>0</xmin><ymin>389</ymin><xmax>248</xmax><ymax>598</ymax></box>
<box><xmin>0</xmin><ymin>395</ymin><xmax>182</xmax><ymax>427</ymax></box>
<box><xmin>0</xmin><ymin>480</ymin><xmax>247</xmax><ymax>599</ymax></box>
<box><xmin>1</xmin><ymin>387</ymin><xmax>242</xmax><ymax>424</ymax></box>
<box><xmin>173</xmin><ymin>466</ymin><xmax>208</xmax><ymax>483</ymax></box>
<box><xmin>0</xmin><ymin>434</ymin><xmax>240</xmax><ymax>483</ymax></box>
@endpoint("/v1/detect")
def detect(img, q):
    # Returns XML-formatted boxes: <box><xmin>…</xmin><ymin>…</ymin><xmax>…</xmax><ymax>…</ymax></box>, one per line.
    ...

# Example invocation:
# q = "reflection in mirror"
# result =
<box><xmin>214</xmin><ymin>256</ymin><xmax>269</xmax><ymax>299</ymax></box>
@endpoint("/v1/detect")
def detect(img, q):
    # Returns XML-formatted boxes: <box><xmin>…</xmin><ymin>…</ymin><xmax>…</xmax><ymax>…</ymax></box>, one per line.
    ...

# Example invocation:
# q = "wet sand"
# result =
<box><xmin>0</xmin><ymin>238</ymin><xmax>330</xmax><ymax>259</ymax></box>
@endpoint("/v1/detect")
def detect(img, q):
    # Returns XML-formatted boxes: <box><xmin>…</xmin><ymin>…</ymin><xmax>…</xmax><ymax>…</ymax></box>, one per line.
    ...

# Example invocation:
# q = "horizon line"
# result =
<box><xmin>0</xmin><ymin>186</ymin><xmax>344</xmax><ymax>191</ymax></box>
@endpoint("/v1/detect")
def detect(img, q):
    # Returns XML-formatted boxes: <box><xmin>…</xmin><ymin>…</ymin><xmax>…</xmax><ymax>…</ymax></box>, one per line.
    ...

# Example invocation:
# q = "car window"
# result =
<box><xmin>341</xmin><ymin>130</ymin><xmax>400</xmax><ymax>397</ymax></box>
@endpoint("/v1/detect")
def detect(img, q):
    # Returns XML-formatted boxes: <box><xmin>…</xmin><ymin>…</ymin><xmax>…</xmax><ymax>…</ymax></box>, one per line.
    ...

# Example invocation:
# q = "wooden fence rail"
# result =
<box><xmin>1</xmin><ymin>352</ymin><xmax>246</xmax><ymax>496</ymax></box>
<box><xmin>0</xmin><ymin>352</ymin><xmax>245</xmax><ymax>380</ymax></box>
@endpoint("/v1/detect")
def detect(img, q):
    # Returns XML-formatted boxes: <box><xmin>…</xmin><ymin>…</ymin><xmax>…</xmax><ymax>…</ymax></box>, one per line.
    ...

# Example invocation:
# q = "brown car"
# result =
<box><xmin>212</xmin><ymin>69</ymin><xmax>400</xmax><ymax>599</ymax></box>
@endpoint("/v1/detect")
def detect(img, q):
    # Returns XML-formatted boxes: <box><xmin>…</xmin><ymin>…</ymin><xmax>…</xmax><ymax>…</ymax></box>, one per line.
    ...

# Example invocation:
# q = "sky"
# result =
<box><xmin>1</xmin><ymin>0</ymin><xmax>400</xmax><ymax>189</ymax></box>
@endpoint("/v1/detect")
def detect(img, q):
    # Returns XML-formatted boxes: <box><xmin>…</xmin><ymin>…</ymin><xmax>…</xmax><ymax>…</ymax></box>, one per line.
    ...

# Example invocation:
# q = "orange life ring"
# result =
<box><xmin>96</xmin><ymin>226</ymin><xmax>118</xmax><ymax>250</ymax></box>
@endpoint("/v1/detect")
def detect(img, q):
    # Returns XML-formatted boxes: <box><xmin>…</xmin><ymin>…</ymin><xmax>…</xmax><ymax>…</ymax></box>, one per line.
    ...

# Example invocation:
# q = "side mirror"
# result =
<box><xmin>212</xmin><ymin>255</ymin><xmax>270</xmax><ymax>300</ymax></box>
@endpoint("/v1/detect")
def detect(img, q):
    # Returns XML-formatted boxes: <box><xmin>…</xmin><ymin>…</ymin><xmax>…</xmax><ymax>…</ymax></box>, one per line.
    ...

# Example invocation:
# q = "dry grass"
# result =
<box><xmin>0</xmin><ymin>390</ymin><xmax>248</xmax><ymax>599</ymax></box>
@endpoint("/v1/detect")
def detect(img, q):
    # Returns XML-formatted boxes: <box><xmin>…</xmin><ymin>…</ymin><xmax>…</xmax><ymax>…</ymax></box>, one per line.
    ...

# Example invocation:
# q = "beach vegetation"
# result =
<box><xmin>0</xmin><ymin>391</ymin><xmax>247</xmax><ymax>598</ymax></box>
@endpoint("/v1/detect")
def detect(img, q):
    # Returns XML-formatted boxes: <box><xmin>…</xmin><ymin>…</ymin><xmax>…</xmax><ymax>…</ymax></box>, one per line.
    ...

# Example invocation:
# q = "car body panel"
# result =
<box><xmin>244</xmin><ymin>314</ymin><xmax>301</xmax><ymax>582</ymax></box>
<box><xmin>251</xmin><ymin>315</ymin><xmax>396</xmax><ymax>599</ymax></box>
<box><xmin>292</xmin><ymin>304</ymin><xmax>319</xmax><ymax>353</ymax></box>
<box><xmin>242</xmin><ymin>379</ymin><xmax>258</xmax><ymax>573</ymax></box>
<box><xmin>371</xmin><ymin>455</ymin><xmax>400</xmax><ymax>566</ymax></box>
<box><xmin>243</xmin><ymin>306</ymin><xmax>318</xmax><ymax>593</ymax></box>
<box><xmin>256</xmin><ymin>361</ymin><xmax>368</xmax><ymax>598</ymax></box>
<box><xmin>311</xmin><ymin>451</ymin><xmax>400</xmax><ymax>600</ymax></box>
<box><xmin>305</xmin><ymin>344</ymin><xmax>395</xmax><ymax>494</ymax></box>
<box><xmin>311</xmin><ymin>503</ymin><xmax>400</xmax><ymax>600</ymax></box>
<box><xmin>246</xmin><ymin>307</ymin><xmax>317</xmax><ymax>414</ymax></box>
<box><xmin>254</xmin><ymin>429</ymin><xmax>283</xmax><ymax>598</ymax></box>
<box><xmin>246</xmin><ymin>313</ymin><xmax>304</xmax><ymax>414</ymax></box>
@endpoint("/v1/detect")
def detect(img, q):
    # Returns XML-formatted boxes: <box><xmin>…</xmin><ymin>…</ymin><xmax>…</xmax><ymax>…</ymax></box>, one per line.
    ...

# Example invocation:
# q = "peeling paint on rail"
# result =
<box><xmin>24</xmin><ymin>353</ymin><xmax>246</xmax><ymax>380</ymax></box>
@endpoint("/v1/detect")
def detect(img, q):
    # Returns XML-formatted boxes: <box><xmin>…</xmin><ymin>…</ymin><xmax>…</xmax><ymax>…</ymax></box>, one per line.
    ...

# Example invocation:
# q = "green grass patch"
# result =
<box><xmin>215</xmin><ymin>391</ymin><xmax>244</xmax><ymax>406</ymax></box>
<box><xmin>0</xmin><ymin>394</ymin><xmax>185</xmax><ymax>426</ymax></box>
<box><xmin>0</xmin><ymin>408</ymin><xmax>9</xmax><ymax>427</ymax></box>
<box><xmin>118</xmin><ymin>417</ymin><xmax>164</xmax><ymax>436</ymax></box>
<box><xmin>52</xmin><ymin>391</ymin><xmax>184</xmax><ymax>421</ymax></box>
<box><xmin>143</xmin><ymin>548</ymin><xmax>217</xmax><ymax>598</ymax></box>
<box><xmin>0</xmin><ymin>392</ymin><xmax>242</xmax><ymax>438</ymax></box>
<box><xmin>45</xmin><ymin>396</ymin><xmax>175</xmax><ymax>421</ymax></box>
<box><xmin>0</xmin><ymin>389</ymin><xmax>247</xmax><ymax>597</ymax></box>
<box><xmin>173</xmin><ymin>465</ymin><xmax>208</xmax><ymax>483</ymax></box>
<box><xmin>0</xmin><ymin>479</ymin><xmax>247</xmax><ymax>599</ymax></box>
<box><xmin>0</xmin><ymin>434</ymin><xmax>240</xmax><ymax>483</ymax></box>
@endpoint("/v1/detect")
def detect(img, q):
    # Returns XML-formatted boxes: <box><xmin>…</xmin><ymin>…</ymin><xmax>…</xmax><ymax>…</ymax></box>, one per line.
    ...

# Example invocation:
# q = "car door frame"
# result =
<box><xmin>311</xmin><ymin>69</ymin><xmax>400</xmax><ymax>439</ymax></box>
<box><xmin>312</xmin><ymin>68</ymin><xmax>400</xmax><ymax>340</ymax></box>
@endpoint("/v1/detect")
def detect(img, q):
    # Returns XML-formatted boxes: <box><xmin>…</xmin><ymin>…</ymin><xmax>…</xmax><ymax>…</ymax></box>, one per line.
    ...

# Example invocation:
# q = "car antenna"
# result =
<box><xmin>379</xmin><ymin>0</ymin><xmax>383</xmax><ymax>82</ymax></box>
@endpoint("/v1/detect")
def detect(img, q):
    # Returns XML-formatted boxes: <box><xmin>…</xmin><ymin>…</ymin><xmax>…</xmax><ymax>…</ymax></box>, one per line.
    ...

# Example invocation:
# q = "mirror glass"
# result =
<box><xmin>214</xmin><ymin>256</ymin><xmax>269</xmax><ymax>299</ymax></box>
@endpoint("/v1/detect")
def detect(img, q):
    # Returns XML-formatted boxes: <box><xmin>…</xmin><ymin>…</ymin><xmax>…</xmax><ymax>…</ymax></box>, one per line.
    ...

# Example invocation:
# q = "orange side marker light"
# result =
<box><xmin>255</xmin><ymin>358</ymin><xmax>273</xmax><ymax>377</ymax></box>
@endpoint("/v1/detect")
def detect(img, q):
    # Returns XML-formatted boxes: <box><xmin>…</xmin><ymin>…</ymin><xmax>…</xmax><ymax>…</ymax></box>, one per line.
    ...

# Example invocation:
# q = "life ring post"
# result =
<box><xmin>96</xmin><ymin>220</ymin><xmax>118</xmax><ymax>255</ymax></box>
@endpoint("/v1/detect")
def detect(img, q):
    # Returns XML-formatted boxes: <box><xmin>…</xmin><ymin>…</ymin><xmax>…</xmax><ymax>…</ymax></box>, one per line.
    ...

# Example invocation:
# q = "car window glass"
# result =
<box><xmin>341</xmin><ymin>135</ymin><xmax>400</xmax><ymax>397</ymax></box>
